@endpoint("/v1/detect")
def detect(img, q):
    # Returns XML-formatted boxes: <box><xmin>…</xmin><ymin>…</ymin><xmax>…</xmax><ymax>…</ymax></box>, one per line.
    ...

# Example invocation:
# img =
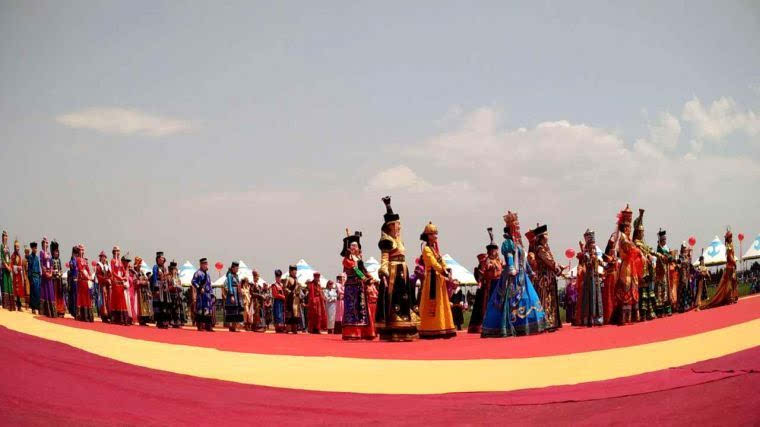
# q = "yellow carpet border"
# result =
<box><xmin>1</xmin><ymin>310</ymin><xmax>758</xmax><ymax>395</ymax></box>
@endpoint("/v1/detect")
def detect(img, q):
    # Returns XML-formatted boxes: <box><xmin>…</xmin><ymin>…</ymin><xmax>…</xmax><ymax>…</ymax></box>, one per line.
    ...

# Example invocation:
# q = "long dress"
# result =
<box><xmin>615</xmin><ymin>233</ymin><xmax>643</xmax><ymax>323</ymax></box>
<box><xmin>75</xmin><ymin>257</ymin><xmax>93</xmax><ymax>320</ymax></box>
<box><xmin>167</xmin><ymin>274</ymin><xmax>185</xmax><ymax>327</ymax></box>
<box><xmin>133</xmin><ymin>269</ymin><xmax>153</xmax><ymax>325</ymax></box>
<box><xmin>1</xmin><ymin>243</ymin><xmax>12</xmax><ymax>310</ymax></box>
<box><xmin>307</xmin><ymin>280</ymin><xmax>327</xmax><ymax>333</ymax></box>
<box><xmin>703</xmin><ymin>242</ymin><xmax>737</xmax><ymax>309</ymax></box>
<box><xmin>654</xmin><ymin>245</ymin><xmax>673</xmax><ymax>317</ymax></box>
<box><xmin>534</xmin><ymin>243</ymin><xmax>562</xmax><ymax>330</ymax></box>
<box><xmin>95</xmin><ymin>261</ymin><xmax>112</xmax><ymax>321</ymax></box>
<box><xmin>52</xmin><ymin>257</ymin><xmax>66</xmax><ymax>316</ymax></box>
<box><xmin>110</xmin><ymin>259</ymin><xmax>129</xmax><ymax>324</ymax></box>
<box><xmin>324</xmin><ymin>288</ymin><xmax>337</xmax><ymax>330</ymax></box>
<box><xmin>151</xmin><ymin>265</ymin><xmax>169</xmax><ymax>327</ymax></box>
<box><xmin>271</xmin><ymin>281</ymin><xmax>286</xmax><ymax>332</ymax></box>
<box><xmin>342</xmin><ymin>255</ymin><xmax>376</xmax><ymax>340</ymax></box>
<box><xmin>191</xmin><ymin>269</ymin><xmax>214</xmax><ymax>330</ymax></box>
<box><xmin>28</xmin><ymin>253</ymin><xmax>41</xmax><ymax>311</ymax></box>
<box><xmin>224</xmin><ymin>272</ymin><xmax>244</xmax><ymax>327</ymax></box>
<box><xmin>450</xmin><ymin>288</ymin><xmax>465</xmax><ymax>330</ymax></box>
<box><xmin>482</xmin><ymin>239</ymin><xmax>546</xmax><ymax>337</ymax></box>
<box><xmin>668</xmin><ymin>260</ymin><xmax>679</xmax><ymax>313</ymax></box>
<box><xmin>677</xmin><ymin>257</ymin><xmax>695</xmax><ymax>312</ymax></box>
<box><xmin>468</xmin><ymin>264</ymin><xmax>487</xmax><ymax>333</ymax></box>
<box><xmin>39</xmin><ymin>249</ymin><xmax>55</xmax><ymax>317</ymax></box>
<box><xmin>694</xmin><ymin>264</ymin><xmax>710</xmax><ymax>307</ymax></box>
<box><xmin>284</xmin><ymin>276</ymin><xmax>301</xmax><ymax>333</ymax></box>
<box><xmin>335</xmin><ymin>282</ymin><xmax>344</xmax><ymax>333</ymax></box>
<box><xmin>67</xmin><ymin>256</ymin><xmax>78</xmax><ymax>316</ymax></box>
<box><xmin>579</xmin><ymin>250</ymin><xmax>603</xmax><ymax>326</ymax></box>
<box><xmin>376</xmin><ymin>232</ymin><xmax>418</xmax><ymax>341</ymax></box>
<box><xmin>418</xmin><ymin>244</ymin><xmax>456</xmax><ymax>339</ymax></box>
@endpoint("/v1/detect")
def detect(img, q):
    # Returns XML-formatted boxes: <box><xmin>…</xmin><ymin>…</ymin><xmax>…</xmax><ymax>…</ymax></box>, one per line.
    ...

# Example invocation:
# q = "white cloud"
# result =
<box><xmin>56</xmin><ymin>107</ymin><xmax>193</xmax><ymax>137</ymax></box>
<box><xmin>681</xmin><ymin>96</ymin><xmax>760</xmax><ymax>141</ymax></box>
<box><xmin>366</xmin><ymin>165</ymin><xmax>432</xmax><ymax>192</ymax></box>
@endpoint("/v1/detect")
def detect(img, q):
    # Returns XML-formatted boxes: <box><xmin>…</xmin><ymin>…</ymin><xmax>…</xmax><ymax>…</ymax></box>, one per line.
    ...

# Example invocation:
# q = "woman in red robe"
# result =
<box><xmin>307</xmin><ymin>272</ymin><xmax>328</xmax><ymax>334</ymax></box>
<box><xmin>76</xmin><ymin>246</ymin><xmax>94</xmax><ymax>322</ymax></box>
<box><xmin>10</xmin><ymin>240</ymin><xmax>25</xmax><ymax>310</ymax></box>
<box><xmin>109</xmin><ymin>246</ymin><xmax>130</xmax><ymax>325</ymax></box>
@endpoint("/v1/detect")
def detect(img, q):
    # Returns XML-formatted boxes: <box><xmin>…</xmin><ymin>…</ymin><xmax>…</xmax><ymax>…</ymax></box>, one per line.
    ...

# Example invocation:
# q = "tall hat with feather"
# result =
<box><xmin>486</xmin><ymin>227</ymin><xmax>498</xmax><ymax>251</ymax></box>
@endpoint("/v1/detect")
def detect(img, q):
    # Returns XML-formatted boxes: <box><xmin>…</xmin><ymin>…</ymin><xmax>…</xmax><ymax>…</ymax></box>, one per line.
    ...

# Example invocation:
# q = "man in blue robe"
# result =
<box><xmin>191</xmin><ymin>258</ymin><xmax>215</xmax><ymax>331</ymax></box>
<box><xmin>27</xmin><ymin>242</ymin><xmax>42</xmax><ymax>314</ymax></box>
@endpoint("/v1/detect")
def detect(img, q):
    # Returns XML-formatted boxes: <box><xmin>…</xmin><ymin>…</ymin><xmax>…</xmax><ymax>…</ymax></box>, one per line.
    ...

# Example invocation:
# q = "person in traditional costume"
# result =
<box><xmin>449</xmin><ymin>284</ymin><xmax>465</xmax><ymax>331</ymax></box>
<box><xmin>693</xmin><ymin>252</ymin><xmax>711</xmax><ymax>310</ymax></box>
<box><xmin>481</xmin><ymin>226</ymin><xmax>512</xmax><ymax>338</ymax></box>
<box><xmin>271</xmin><ymin>269</ymin><xmax>287</xmax><ymax>333</ymax></box>
<box><xmin>38</xmin><ymin>238</ymin><xmax>55</xmax><ymax>317</ymax></box>
<box><xmin>614</xmin><ymin>205</ymin><xmax>643</xmax><ymax>325</ymax></box>
<box><xmin>324</xmin><ymin>280</ymin><xmax>338</xmax><ymax>333</ymax></box>
<box><xmin>375</xmin><ymin>196</ymin><xmax>418</xmax><ymax>341</ymax></box>
<box><xmin>75</xmin><ymin>245</ymin><xmax>94</xmax><ymax>321</ymax></box>
<box><xmin>653</xmin><ymin>229</ymin><xmax>673</xmax><ymax>317</ymax></box>
<box><xmin>131</xmin><ymin>256</ymin><xmax>153</xmax><ymax>325</ymax></box>
<box><xmin>284</xmin><ymin>265</ymin><xmax>301</xmax><ymax>334</ymax></box>
<box><xmin>307</xmin><ymin>272</ymin><xmax>328</xmax><ymax>334</ymax></box>
<box><xmin>366</xmin><ymin>280</ymin><xmax>378</xmax><ymax>329</ymax></box>
<box><xmin>468</xmin><ymin>253</ymin><xmax>488</xmax><ymax>333</ymax></box>
<box><xmin>1</xmin><ymin>231</ymin><xmax>12</xmax><ymax>311</ymax></box>
<box><xmin>486</xmin><ymin>212</ymin><xmax>547</xmax><ymax>337</ymax></box>
<box><xmin>191</xmin><ymin>258</ymin><xmax>215</xmax><ymax>331</ymax></box>
<box><xmin>167</xmin><ymin>261</ymin><xmax>185</xmax><ymax>328</ymax></box>
<box><xmin>251</xmin><ymin>270</ymin><xmax>267</xmax><ymax>331</ymax></box>
<box><xmin>223</xmin><ymin>261</ymin><xmax>244</xmax><ymax>332</ymax></box>
<box><xmin>107</xmin><ymin>247</ymin><xmax>129</xmax><ymax>325</ymax></box>
<box><xmin>702</xmin><ymin>229</ymin><xmax>738</xmax><ymax>309</ymax></box>
<box><xmin>677</xmin><ymin>243</ymin><xmax>695</xmax><ymax>312</ymax></box>
<box><xmin>262</xmin><ymin>283</ymin><xmax>273</xmax><ymax>330</ymax></box>
<box><xmin>27</xmin><ymin>242</ymin><xmax>41</xmax><ymax>314</ymax></box>
<box><xmin>632</xmin><ymin>209</ymin><xmax>656</xmax><ymax>321</ymax></box>
<box><xmin>578</xmin><ymin>229</ymin><xmax>604</xmax><ymax>326</ymax></box>
<box><xmin>95</xmin><ymin>251</ymin><xmax>112</xmax><ymax>322</ymax></box>
<box><xmin>51</xmin><ymin>241</ymin><xmax>66</xmax><ymax>317</ymax></box>
<box><xmin>668</xmin><ymin>249</ymin><xmax>680</xmax><ymax>313</ymax></box>
<box><xmin>334</xmin><ymin>274</ymin><xmax>345</xmax><ymax>334</ymax></box>
<box><xmin>564</xmin><ymin>276</ymin><xmax>578</xmax><ymax>326</ymax></box>
<box><xmin>151</xmin><ymin>252</ymin><xmax>170</xmax><ymax>328</ymax></box>
<box><xmin>11</xmin><ymin>241</ymin><xmax>26</xmax><ymax>311</ymax></box>
<box><xmin>533</xmin><ymin>225</ymin><xmax>564</xmax><ymax>331</ymax></box>
<box><xmin>67</xmin><ymin>246</ymin><xmax>79</xmax><ymax>317</ymax></box>
<box><xmin>418</xmin><ymin>222</ymin><xmax>456</xmax><ymax>339</ymax></box>
<box><xmin>119</xmin><ymin>255</ymin><xmax>135</xmax><ymax>324</ymax></box>
<box><xmin>341</xmin><ymin>231</ymin><xmax>376</xmax><ymax>340</ymax></box>
<box><xmin>240</xmin><ymin>278</ymin><xmax>254</xmax><ymax>331</ymax></box>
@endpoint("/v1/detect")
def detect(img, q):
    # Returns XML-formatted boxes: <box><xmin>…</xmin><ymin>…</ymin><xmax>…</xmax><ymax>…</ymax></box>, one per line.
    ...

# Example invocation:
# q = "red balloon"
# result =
<box><xmin>215</xmin><ymin>261</ymin><xmax>223</xmax><ymax>271</ymax></box>
<box><xmin>65</xmin><ymin>262</ymin><xmax>70</xmax><ymax>268</ymax></box>
<box><xmin>688</xmin><ymin>236</ymin><xmax>696</xmax><ymax>247</ymax></box>
<box><xmin>565</xmin><ymin>248</ymin><xmax>575</xmax><ymax>259</ymax></box>
<box><xmin>91</xmin><ymin>260</ymin><xmax>97</xmax><ymax>267</ymax></box>
<box><xmin>738</xmin><ymin>233</ymin><xmax>745</xmax><ymax>242</ymax></box>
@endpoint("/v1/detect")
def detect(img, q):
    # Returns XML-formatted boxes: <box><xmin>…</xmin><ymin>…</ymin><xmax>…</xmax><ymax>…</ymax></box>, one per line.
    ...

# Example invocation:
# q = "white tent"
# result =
<box><xmin>138</xmin><ymin>259</ymin><xmax>151</xmax><ymax>276</ymax></box>
<box><xmin>742</xmin><ymin>234</ymin><xmax>760</xmax><ymax>261</ymax></box>
<box><xmin>213</xmin><ymin>260</ymin><xmax>254</xmax><ymax>286</ymax></box>
<box><xmin>179</xmin><ymin>261</ymin><xmax>195</xmax><ymax>286</ymax></box>
<box><xmin>364</xmin><ymin>257</ymin><xmax>380</xmax><ymax>281</ymax></box>
<box><xmin>295</xmin><ymin>259</ymin><xmax>328</xmax><ymax>288</ymax></box>
<box><xmin>701</xmin><ymin>236</ymin><xmax>727</xmax><ymax>266</ymax></box>
<box><xmin>442</xmin><ymin>254</ymin><xmax>477</xmax><ymax>285</ymax></box>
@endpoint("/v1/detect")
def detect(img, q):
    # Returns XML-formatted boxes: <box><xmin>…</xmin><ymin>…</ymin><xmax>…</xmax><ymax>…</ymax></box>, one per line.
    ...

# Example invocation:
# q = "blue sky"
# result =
<box><xmin>1</xmin><ymin>1</ymin><xmax>758</xmax><ymax>279</ymax></box>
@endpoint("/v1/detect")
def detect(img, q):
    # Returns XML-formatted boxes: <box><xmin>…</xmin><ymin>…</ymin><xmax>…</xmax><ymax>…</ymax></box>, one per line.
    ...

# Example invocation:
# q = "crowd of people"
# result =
<box><xmin>0</xmin><ymin>199</ymin><xmax>744</xmax><ymax>342</ymax></box>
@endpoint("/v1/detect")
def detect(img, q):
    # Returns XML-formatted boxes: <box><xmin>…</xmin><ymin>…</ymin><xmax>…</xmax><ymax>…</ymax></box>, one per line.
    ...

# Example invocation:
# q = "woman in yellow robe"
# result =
<box><xmin>703</xmin><ymin>229</ymin><xmax>737</xmax><ymax>309</ymax></box>
<box><xmin>418</xmin><ymin>222</ymin><xmax>456</xmax><ymax>339</ymax></box>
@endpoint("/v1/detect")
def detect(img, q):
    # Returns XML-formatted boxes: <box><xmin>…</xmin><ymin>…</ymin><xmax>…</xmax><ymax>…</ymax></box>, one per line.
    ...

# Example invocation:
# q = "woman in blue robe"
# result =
<box><xmin>482</xmin><ymin>212</ymin><xmax>547</xmax><ymax>337</ymax></box>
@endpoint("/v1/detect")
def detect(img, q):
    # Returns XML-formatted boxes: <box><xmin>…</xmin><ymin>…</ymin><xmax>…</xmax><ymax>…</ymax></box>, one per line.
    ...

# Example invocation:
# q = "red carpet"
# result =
<box><xmin>0</xmin><ymin>326</ymin><xmax>758</xmax><ymax>426</ymax></box>
<box><xmin>38</xmin><ymin>295</ymin><xmax>760</xmax><ymax>360</ymax></box>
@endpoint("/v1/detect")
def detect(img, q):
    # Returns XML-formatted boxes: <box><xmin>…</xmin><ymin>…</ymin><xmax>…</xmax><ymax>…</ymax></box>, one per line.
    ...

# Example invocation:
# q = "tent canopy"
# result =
<box><xmin>179</xmin><ymin>261</ymin><xmax>195</xmax><ymax>286</ymax></box>
<box><xmin>442</xmin><ymin>254</ymin><xmax>477</xmax><ymax>285</ymax></box>
<box><xmin>295</xmin><ymin>259</ymin><xmax>328</xmax><ymax>288</ymax></box>
<box><xmin>700</xmin><ymin>236</ymin><xmax>727</xmax><ymax>267</ymax></box>
<box><xmin>742</xmin><ymin>234</ymin><xmax>760</xmax><ymax>261</ymax></box>
<box><xmin>364</xmin><ymin>257</ymin><xmax>380</xmax><ymax>281</ymax></box>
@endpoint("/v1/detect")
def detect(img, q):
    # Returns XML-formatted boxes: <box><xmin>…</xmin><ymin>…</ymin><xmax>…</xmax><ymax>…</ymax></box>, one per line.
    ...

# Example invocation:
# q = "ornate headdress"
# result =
<box><xmin>584</xmin><ymin>228</ymin><xmax>596</xmax><ymax>246</ymax></box>
<box><xmin>486</xmin><ymin>227</ymin><xmax>498</xmax><ymax>251</ymax></box>
<box><xmin>533</xmin><ymin>224</ymin><xmax>548</xmax><ymax>238</ymax></box>
<box><xmin>420</xmin><ymin>221</ymin><xmax>438</xmax><ymax>242</ymax></box>
<box><xmin>633</xmin><ymin>208</ymin><xmax>645</xmax><ymax>232</ymax></box>
<box><xmin>725</xmin><ymin>227</ymin><xmax>732</xmax><ymax>242</ymax></box>
<box><xmin>341</xmin><ymin>229</ymin><xmax>363</xmax><ymax>257</ymax></box>
<box><xmin>617</xmin><ymin>204</ymin><xmax>633</xmax><ymax>227</ymax></box>
<box><xmin>503</xmin><ymin>211</ymin><xmax>521</xmax><ymax>241</ymax></box>
<box><xmin>381</xmin><ymin>196</ymin><xmax>400</xmax><ymax>224</ymax></box>
<box><xmin>50</xmin><ymin>240</ymin><xmax>59</xmax><ymax>253</ymax></box>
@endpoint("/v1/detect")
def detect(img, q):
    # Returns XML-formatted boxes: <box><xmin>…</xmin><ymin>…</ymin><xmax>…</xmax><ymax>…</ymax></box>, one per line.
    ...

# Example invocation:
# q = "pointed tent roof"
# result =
<box><xmin>364</xmin><ymin>257</ymin><xmax>380</xmax><ymax>281</ymax></box>
<box><xmin>442</xmin><ymin>254</ymin><xmax>477</xmax><ymax>285</ymax></box>
<box><xmin>179</xmin><ymin>261</ymin><xmax>195</xmax><ymax>286</ymax></box>
<box><xmin>701</xmin><ymin>236</ymin><xmax>727</xmax><ymax>266</ymax></box>
<box><xmin>742</xmin><ymin>233</ymin><xmax>760</xmax><ymax>261</ymax></box>
<box><xmin>212</xmin><ymin>260</ymin><xmax>257</xmax><ymax>286</ymax></box>
<box><xmin>296</xmin><ymin>259</ymin><xmax>328</xmax><ymax>288</ymax></box>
